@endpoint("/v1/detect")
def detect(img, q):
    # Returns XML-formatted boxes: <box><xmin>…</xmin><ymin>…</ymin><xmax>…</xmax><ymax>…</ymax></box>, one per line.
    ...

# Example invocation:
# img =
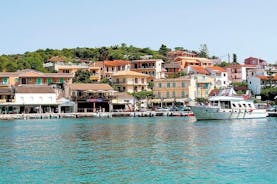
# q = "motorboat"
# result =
<box><xmin>190</xmin><ymin>88</ymin><xmax>268</xmax><ymax>120</ymax></box>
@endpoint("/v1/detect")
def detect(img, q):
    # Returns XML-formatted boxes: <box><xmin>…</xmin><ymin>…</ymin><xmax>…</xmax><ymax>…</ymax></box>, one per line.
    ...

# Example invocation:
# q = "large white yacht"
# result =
<box><xmin>190</xmin><ymin>88</ymin><xmax>268</xmax><ymax>120</ymax></box>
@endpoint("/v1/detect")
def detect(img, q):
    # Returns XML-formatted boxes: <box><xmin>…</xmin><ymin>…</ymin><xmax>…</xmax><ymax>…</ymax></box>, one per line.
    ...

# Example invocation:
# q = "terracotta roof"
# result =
<box><xmin>112</xmin><ymin>71</ymin><xmax>152</xmax><ymax>78</ymax></box>
<box><xmin>0</xmin><ymin>72</ymin><xmax>16</xmax><ymax>77</ymax></box>
<box><xmin>164</xmin><ymin>62</ymin><xmax>181</xmax><ymax>68</ymax></box>
<box><xmin>206</xmin><ymin>66</ymin><xmax>226</xmax><ymax>72</ymax></box>
<box><xmin>131</xmin><ymin>59</ymin><xmax>163</xmax><ymax>63</ymax></box>
<box><xmin>15</xmin><ymin>86</ymin><xmax>55</xmax><ymax>93</ymax></box>
<box><xmin>104</xmin><ymin>60</ymin><xmax>130</xmax><ymax>67</ymax></box>
<box><xmin>190</xmin><ymin>66</ymin><xmax>208</xmax><ymax>75</ymax></box>
<box><xmin>89</xmin><ymin>61</ymin><xmax>104</xmax><ymax>68</ymax></box>
<box><xmin>256</xmin><ymin>75</ymin><xmax>277</xmax><ymax>80</ymax></box>
<box><xmin>69</xmin><ymin>83</ymin><xmax>114</xmax><ymax>91</ymax></box>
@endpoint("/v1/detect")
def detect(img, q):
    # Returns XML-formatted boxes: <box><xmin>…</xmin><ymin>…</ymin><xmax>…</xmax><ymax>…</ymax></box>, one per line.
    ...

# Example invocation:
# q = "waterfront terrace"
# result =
<box><xmin>67</xmin><ymin>83</ymin><xmax>116</xmax><ymax>112</ymax></box>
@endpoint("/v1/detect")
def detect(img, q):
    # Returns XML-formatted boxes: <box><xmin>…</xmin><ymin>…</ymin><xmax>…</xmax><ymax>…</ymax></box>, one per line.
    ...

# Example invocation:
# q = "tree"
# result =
<box><xmin>174</xmin><ymin>47</ymin><xmax>184</xmax><ymax>51</ymax></box>
<box><xmin>198</xmin><ymin>44</ymin><xmax>209</xmax><ymax>58</ymax></box>
<box><xmin>159</xmin><ymin>44</ymin><xmax>170</xmax><ymax>56</ymax></box>
<box><xmin>133</xmin><ymin>91</ymin><xmax>153</xmax><ymax>100</ymax></box>
<box><xmin>73</xmin><ymin>70</ymin><xmax>92</xmax><ymax>83</ymax></box>
<box><xmin>215</xmin><ymin>61</ymin><xmax>230</xmax><ymax>67</ymax></box>
<box><xmin>232</xmin><ymin>53</ymin><xmax>237</xmax><ymax>63</ymax></box>
<box><xmin>97</xmin><ymin>47</ymin><xmax>109</xmax><ymax>61</ymax></box>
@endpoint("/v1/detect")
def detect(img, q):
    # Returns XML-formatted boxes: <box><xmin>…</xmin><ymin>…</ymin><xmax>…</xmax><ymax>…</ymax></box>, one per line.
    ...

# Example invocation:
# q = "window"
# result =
<box><xmin>182</xmin><ymin>82</ymin><xmax>185</xmax><ymax>87</ymax></box>
<box><xmin>172</xmin><ymin>91</ymin><xmax>176</xmax><ymax>97</ymax></box>
<box><xmin>166</xmin><ymin>92</ymin><xmax>170</xmax><ymax>98</ymax></box>
<box><xmin>158</xmin><ymin>92</ymin><xmax>161</xmax><ymax>98</ymax></box>
<box><xmin>36</xmin><ymin>78</ymin><xmax>42</xmax><ymax>85</ymax></box>
<box><xmin>232</xmin><ymin>103</ymin><xmax>236</xmax><ymax>107</ymax></box>
<box><xmin>238</xmin><ymin>104</ymin><xmax>242</xmax><ymax>108</ymax></box>
<box><xmin>158</xmin><ymin>83</ymin><xmax>162</xmax><ymax>88</ymax></box>
<box><xmin>223</xmin><ymin>73</ymin><xmax>226</xmax><ymax>77</ymax></box>
<box><xmin>116</xmin><ymin>79</ymin><xmax>119</xmax><ymax>83</ymax></box>
<box><xmin>181</xmin><ymin>91</ymin><xmax>185</xmax><ymax>97</ymax></box>
<box><xmin>141</xmin><ymin>78</ymin><xmax>145</xmax><ymax>84</ymax></box>
<box><xmin>59</xmin><ymin>78</ymin><xmax>64</xmax><ymax>83</ymax></box>
<box><xmin>2</xmin><ymin>77</ymin><xmax>8</xmax><ymax>84</ymax></box>
<box><xmin>135</xmin><ymin>78</ymin><xmax>138</xmax><ymax>83</ymax></box>
<box><xmin>202</xmin><ymin>76</ymin><xmax>205</xmax><ymax>80</ymax></box>
<box><xmin>123</xmin><ymin>78</ymin><xmax>126</xmax><ymax>83</ymax></box>
<box><xmin>173</xmin><ymin>82</ymin><xmax>176</xmax><ymax>87</ymax></box>
<box><xmin>167</xmin><ymin>83</ymin><xmax>170</xmax><ymax>88</ymax></box>
<box><xmin>47</xmin><ymin>78</ymin><xmax>52</xmax><ymax>84</ymax></box>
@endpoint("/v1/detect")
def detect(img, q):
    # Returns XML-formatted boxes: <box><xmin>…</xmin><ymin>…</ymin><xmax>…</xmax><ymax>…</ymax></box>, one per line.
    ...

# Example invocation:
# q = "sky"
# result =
<box><xmin>0</xmin><ymin>0</ymin><xmax>277</xmax><ymax>63</ymax></box>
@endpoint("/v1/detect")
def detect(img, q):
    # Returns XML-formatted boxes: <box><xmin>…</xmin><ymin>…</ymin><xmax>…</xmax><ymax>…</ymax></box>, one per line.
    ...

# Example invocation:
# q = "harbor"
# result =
<box><xmin>0</xmin><ymin>110</ymin><xmax>194</xmax><ymax>120</ymax></box>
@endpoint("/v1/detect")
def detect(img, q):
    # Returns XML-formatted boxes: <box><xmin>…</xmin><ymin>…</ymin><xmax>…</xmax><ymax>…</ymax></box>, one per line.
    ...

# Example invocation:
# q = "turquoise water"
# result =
<box><xmin>0</xmin><ymin>117</ymin><xmax>276</xmax><ymax>183</ymax></box>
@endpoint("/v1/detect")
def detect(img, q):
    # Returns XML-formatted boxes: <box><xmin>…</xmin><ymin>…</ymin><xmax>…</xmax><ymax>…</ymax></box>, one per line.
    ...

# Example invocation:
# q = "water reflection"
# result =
<box><xmin>0</xmin><ymin>117</ymin><xmax>276</xmax><ymax>183</ymax></box>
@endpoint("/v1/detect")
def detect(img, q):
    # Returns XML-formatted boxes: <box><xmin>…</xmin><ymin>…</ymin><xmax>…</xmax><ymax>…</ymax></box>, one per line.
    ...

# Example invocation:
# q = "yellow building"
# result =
<box><xmin>54</xmin><ymin>63</ymin><xmax>89</xmax><ymax>74</ymax></box>
<box><xmin>0</xmin><ymin>69</ymin><xmax>73</xmax><ymax>86</ymax></box>
<box><xmin>175</xmin><ymin>56</ymin><xmax>213</xmax><ymax>69</ymax></box>
<box><xmin>112</xmin><ymin>71</ymin><xmax>152</xmax><ymax>93</ymax></box>
<box><xmin>89</xmin><ymin>61</ymin><xmax>104</xmax><ymax>82</ymax></box>
<box><xmin>153</xmin><ymin>74</ymin><xmax>214</xmax><ymax>104</ymax></box>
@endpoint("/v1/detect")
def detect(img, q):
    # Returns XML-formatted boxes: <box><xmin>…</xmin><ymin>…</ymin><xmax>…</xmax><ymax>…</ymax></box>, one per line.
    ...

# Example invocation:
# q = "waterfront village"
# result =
<box><xmin>0</xmin><ymin>49</ymin><xmax>276</xmax><ymax>119</ymax></box>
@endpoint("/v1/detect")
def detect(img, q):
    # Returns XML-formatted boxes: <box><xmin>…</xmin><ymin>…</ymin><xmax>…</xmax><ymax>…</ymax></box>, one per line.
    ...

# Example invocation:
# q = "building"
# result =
<box><xmin>152</xmin><ymin>74</ymin><xmax>215</xmax><ymax>106</ymax></box>
<box><xmin>112</xmin><ymin>71</ymin><xmax>152</xmax><ymax>93</ymax></box>
<box><xmin>54</xmin><ymin>62</ymin><xmax>89</xmax><ymax>74</ymax></box>
<box><xmin>67</xmin><ymin>83</ymin><xmax>116</xmax><ymax>112</ymax></box>
<box><xmin>112</xmin><ymin>92</ymin><xmax>136</xmax><ymax>111</ymax></box>
<box><xmin>174</xmin><ymin>56</ymin><xmax>213</xmax><ymax>69</ymax></box>
<box><xmin>167</xmin><ymin>50</ymin><xmax>197</xmax><ymax>61</ymax></box>
<box><xmin>206</xmin><ymin>66</ymin><xmax>229</xmax><ymax>88</ymax></box>
<box><xmin>164</xmin><ymin>62</ymin><xmax>182</xmax><ymax>78</ymax></box>
<box><xmin>103</xmin><ymin>60</ymin><xmax>131</xmax><ymax>79</ymax></box>
<box><xmin>130</xmin><ymin>59</ymin><xmax>165</xmax><ymax>79</ymax></box>
<box><xmin>14</xmin><ymin>86</ymin><xmax>58</xmax><ymax>113</ymax></box>
<box><xmin>0</xmin><ymin>69</ymin><xmax>73</xmax><ymax>86</ymax></box>
<box><xmin>248</xmin><ymin>75</ymin><xmax>277</xmax><ymax>95</ymax></box>
<box><xmin>225</xmin><ymin>64</ymin><xmax>243</xmax><ymax>83</ymax></box>
<box><xmin>89</xmin><ymin>61</ymin><xmax>104</xmax><ymax>82</ymax></box>
<box><xmin>184</xmin><ymin>65</ymin><xmax>208</xmax><ymax>75</ymax></box>
<box><xmin>244</xmin><ymin>57</ymin><xmax>267</xmax><ymax>67</ymax></box>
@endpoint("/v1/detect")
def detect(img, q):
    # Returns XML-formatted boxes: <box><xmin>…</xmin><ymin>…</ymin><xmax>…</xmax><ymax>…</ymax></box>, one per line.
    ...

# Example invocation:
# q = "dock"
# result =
<box><xmin>0</xmin><ymin>111</ymin><xmax>193</xmax><ymax>120</ymax></box>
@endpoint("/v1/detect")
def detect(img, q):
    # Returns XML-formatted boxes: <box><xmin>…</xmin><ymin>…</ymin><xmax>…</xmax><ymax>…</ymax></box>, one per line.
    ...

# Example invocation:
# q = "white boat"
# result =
<box><xmin>190</xmin><ymin>88</ymin><xmax>268</xmax><ymax>120</ymax></box>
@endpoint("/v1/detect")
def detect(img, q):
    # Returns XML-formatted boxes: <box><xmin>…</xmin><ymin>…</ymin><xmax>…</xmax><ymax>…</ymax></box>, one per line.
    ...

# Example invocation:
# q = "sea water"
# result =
<box><xmin>0</xmin><ymin>117</ymin><xmax>276</xmax><ymax>183</ymax></box>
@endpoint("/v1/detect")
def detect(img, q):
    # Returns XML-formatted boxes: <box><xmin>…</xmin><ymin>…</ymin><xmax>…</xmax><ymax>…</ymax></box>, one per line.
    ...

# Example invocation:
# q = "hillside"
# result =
<box><xmin>0</xmin><ymin>44</ymin><xmax>169</xmax><ymax>72</ymax></box>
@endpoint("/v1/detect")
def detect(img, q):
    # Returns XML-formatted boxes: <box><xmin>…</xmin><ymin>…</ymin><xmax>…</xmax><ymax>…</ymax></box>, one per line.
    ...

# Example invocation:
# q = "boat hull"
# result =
<box><xmin>190</xmin><ymin>106</ymin><xmax>268</xmax><ymax>120</ymax></box>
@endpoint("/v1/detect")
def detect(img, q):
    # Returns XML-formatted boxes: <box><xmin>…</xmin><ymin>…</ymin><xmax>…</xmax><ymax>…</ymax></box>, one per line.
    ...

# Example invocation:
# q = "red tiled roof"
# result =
<box><xmin>104</xmin><ymin>60</ymin><xmax>130</xmax><ymax>67</ymax></box>
<box><xmin>256</xmin><ymin>75</ymin><xmax>277</xmax><ymax>80</ymax></box>
<box><xmin>206</xmin><ymin>66</ymin><xmax>226</xmax><ymax>72</ymax></box>
<box><xmin>69</xmin><ymin>83</ymin><xmax>114</xmax><ymax>91</ymax></box>
<box><xmin>15</xmin><ymin>86</ymin><xmax>55</xmax><ymax>93</ymax></box>
<box><xmin>190</xmin><ymin>66</ymin><xmax>208</xmax><ymax>75</ymax></box>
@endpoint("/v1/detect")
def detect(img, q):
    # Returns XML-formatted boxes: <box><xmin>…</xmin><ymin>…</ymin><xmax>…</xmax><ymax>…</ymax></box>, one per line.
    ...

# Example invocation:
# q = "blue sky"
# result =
<box><xmin>1</xmin><ymin>0</ymin><xmax>277</xmax><ymax>63</ymax></box>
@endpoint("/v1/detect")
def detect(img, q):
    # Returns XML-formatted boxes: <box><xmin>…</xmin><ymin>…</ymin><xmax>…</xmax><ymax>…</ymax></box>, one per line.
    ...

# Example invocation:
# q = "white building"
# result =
<box><xmin>14</xmin><ymin>86</ymin><xmax>58</xmax><ymax>113</ymax></box>
<box><xmin>131</xmin><ymin>59</ymin><xmax>165</xmax><ymax>79</ymax></box>
<box><xmin>206</xmin><ymin>66</ymin><xmax>230</xmax><ymax>88</ymax></box>
<box><xmin>248</xmin><ymin>75</ymin><xmax>277</xmax><ymax>94</ymax></box>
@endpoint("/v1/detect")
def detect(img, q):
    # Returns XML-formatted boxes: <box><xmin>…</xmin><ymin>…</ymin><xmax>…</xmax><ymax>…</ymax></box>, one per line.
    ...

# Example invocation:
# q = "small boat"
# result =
<box><xmin>190</xmin><ymin>88</ymin><xmax>268</xmax><ymax>120</ymax></box>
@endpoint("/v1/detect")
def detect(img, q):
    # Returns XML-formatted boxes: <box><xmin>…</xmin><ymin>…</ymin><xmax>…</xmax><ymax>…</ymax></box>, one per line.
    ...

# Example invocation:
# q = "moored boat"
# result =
<box><xmin>190</xmin><ymin>88</ymin><xmax>268</xmax><ymax>120</ymax></box>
